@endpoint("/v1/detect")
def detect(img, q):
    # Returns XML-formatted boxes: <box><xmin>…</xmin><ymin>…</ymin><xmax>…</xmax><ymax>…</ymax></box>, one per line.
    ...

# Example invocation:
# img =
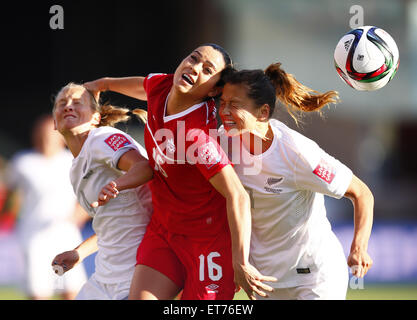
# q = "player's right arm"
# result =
<box><xmin>344</xmin><ymin>174</ymin><xmax>374</xmax><ymax>278</ymax></box>
<box><xmin>91</xmin><ymin>149</ymin><xmax>153</xmax><ymax>208</ymax></box>
<box><xmin>52</xmin><ymin>234</ymin><xmax>98</xmax><ymax>274</ymax></box>
<box><xmin>83</xmin><ymin>77</ymin><xmax>147</xmax><ymax>101</ymax></box>
<box><xmin>209</xmin><ymin>165</ymin><xmax>277</xmax><ymax>300</ymax></box>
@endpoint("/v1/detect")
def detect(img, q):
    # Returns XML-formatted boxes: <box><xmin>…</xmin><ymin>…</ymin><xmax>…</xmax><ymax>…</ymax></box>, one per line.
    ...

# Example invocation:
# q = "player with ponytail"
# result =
<box><xmin>51</xmin><ymin>83</ymin><xmax>153</xmax><ymax>300</ymax></box>
<box><xmin>218</xmin><ymin>63</ymin><xmax>374</xmax><ymax>300</ymax></box>
<box><xmin>84</xmin><ymin>44</ymin><xmax>276</xmax><ymax>300</ymax></box>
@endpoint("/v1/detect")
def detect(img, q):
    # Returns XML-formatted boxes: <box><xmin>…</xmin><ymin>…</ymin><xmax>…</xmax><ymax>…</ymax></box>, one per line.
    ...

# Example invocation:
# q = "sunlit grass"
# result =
<box><xmin>1</xmin><ymin>284</ymin><xmax>417</xmax><ymax>300</ymax></box>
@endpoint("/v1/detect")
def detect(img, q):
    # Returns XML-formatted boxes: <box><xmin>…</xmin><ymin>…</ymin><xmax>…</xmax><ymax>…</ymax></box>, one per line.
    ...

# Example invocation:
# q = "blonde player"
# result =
<box><xmin>5</xmin><ymin>115</ymin><xmax>89</xmax><ymax>300</ymax></box>
<box><xmin>218</xmin><ymin>64</ymin><xmax>374</xmax><ymax>300</ymax></box>
<box><xmin>51</xmin><ymin>83</ymin><xmax>153</xmax><ymax>300</ymax></box>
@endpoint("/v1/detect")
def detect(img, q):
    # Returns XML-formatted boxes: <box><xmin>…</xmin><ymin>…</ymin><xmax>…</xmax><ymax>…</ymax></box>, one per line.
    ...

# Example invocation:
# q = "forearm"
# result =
<box><xmin>209</xmin><ymin>166</ymin><xmax>252</xmax><ymax>265</ymax></box>
<box><xmin>209</xmin><ymin>166</ymin><xmax>277</xmax><ymax>297</ymax></box>
<box><xmin>345</xmin><ymin>175</ymin><xmax>374</xmax><ymax>252</ymax></box>
<box><xmin>74</xmin><ymin>234</ymin><xmax>98</xmax><ymax>261</ymax></box>
<box><xmin>351</xmin><ymin>191</ymin><xmax>374</xmax><ymax>252</ymax></box>
<box><xmin>103</xmin><ymin>77</ymin><xmax>147</xmax><ymax>101</ymax></box>
<box><xmin>226</xmin><ymin>192</ymin><xmax>252</xmax><ymax>266</ymax></box>
<box><xmin>114</xmin><ymin>159</ymin><xmax>153</xmax><ymax>192</ymax></box>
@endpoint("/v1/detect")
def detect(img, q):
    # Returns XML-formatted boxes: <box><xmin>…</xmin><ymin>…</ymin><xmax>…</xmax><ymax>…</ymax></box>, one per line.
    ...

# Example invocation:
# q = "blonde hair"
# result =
<box><xmin>53</xmin><ymin>82</ymin><xmax>147</xmax><ymax>126</ymax></box>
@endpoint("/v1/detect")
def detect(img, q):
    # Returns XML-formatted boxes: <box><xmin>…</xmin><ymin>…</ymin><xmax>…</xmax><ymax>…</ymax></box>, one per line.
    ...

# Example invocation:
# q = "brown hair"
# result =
<box><xmin>221</xmin><ymin>63</ymin><xmax>339</xmax><ymax>125</ymax></box>
<box><xmin>53</xmin><ymin>83</ymin><xmax>147</xmax><ymax>126</ymax></box>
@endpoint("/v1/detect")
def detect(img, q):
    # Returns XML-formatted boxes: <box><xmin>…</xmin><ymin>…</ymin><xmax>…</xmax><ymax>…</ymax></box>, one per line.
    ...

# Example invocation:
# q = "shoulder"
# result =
<box><xmin>56</xmin><ymin>148</ymin><xmax>74</xmax><ymax>163</ymax></box>
<box><xmin>88</xmin><ymin>126</ymin><xmax>118</xmax><ymax>142</ymax></box>
<box><xmin>270</xmin><ymin>119</ymin><xmax>320</xmax><ymax>157</ymax></box>
<box><xmin>9</xmin><ymin>150</ymin><xmax>37</xmax><ymax>167</ymax></box>
<box><xmin>187</xmin><ymin>99</ymin><xmax>217</xmax><ymax>129</ymax></box>
<box><xmin>5</xmin><ymin>150</ymin><xmax>39</xmax><ymax>185</ymax></box>
<box><xmin>87</xmin><ymin>127</ymin><xmax>136</xmax><ymax>152</ymax></box>
<box><xmin>143</xmin><ymin>73</ymin><xmax>172</xmax><ymax>92</ymax></box>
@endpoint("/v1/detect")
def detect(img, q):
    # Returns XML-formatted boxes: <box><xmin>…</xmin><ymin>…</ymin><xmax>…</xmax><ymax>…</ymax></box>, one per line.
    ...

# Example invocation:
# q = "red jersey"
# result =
<box><xmin>143</xmin><ymin>73</ymin><xmax>231</xmax><ymax>236</ymax></box>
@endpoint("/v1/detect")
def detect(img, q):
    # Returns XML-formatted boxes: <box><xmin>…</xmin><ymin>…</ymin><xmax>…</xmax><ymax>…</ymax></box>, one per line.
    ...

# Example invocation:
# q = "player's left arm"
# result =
<box><xmin>209</xmin><ymin>165</ymin><xmax>277</xmax><ymax>300</ymax></box>
<box><xmin>344</xmin><ymin>174</ymin><xmax>374</xmax><ymax>278</ymax></box>
<box><xmin>91</xmin><ymin>149</ymin><xmax>153</xmax><ymax>208</ymax></box>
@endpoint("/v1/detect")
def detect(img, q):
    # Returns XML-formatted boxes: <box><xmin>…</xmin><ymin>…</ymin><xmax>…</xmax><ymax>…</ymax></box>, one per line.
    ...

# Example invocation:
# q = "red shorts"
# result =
<box><xmin>136</xmin><ymin>218</ymin><xmax>235</xmax><ymax>300</ymax></box>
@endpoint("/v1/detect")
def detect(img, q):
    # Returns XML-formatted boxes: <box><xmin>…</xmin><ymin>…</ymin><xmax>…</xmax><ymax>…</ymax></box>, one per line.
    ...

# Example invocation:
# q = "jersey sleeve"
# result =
<box><xmin>89</xmin><ymin>129</ymin><xmax>141</xmax><ymax>171</ymax></box>
<box><xmin>293</xmin><ymin>138</ymin><xmax>353</xmax><ymax>199</ymax></box>
<box><xmin>185</xmin><ymin>127</ymin><xmax>232</xmax><ymax>180</ymax></box>
<box><xmin>143</xmin><ymin>73</ymin><xmax>168</xmax><ymax>95</ymax></box>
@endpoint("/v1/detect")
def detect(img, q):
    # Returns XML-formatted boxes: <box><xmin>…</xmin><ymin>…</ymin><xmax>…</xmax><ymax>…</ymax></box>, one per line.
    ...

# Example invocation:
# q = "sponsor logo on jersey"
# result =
<box><xmin>104</xmin><ymin>134</ymin><xmax>131</xmax><ymax>151</ymax></box>
<box><xmin>205</xmin><ymin>283</ymin><xmax>219</xmax><ymax>293</ymax></box>
<box><xmin>166</xmin><ymin>138</ymin><xmax>176</xmax><ymax>154</ymax></box>
<box><xmin>313</xmin><ymin>159</ymin><xmax>335</xmax><ymax>184</ymax></box>
<box><xmin>198</xmin><ymin>141</ymin><xmax>221</xmax><ymax>169</ymax></box>
<box><xmin>264</xmin><ymin>176</ymin><xmax>284</xmax><ymax>194</ymax></box>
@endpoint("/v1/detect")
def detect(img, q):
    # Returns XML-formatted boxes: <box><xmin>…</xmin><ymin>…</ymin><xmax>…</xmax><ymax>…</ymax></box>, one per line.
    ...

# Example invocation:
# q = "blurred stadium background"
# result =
<box><xmin>1</xmin><ymin>0</ymin><xmax>416</xmax><ymax>300</ymax></box>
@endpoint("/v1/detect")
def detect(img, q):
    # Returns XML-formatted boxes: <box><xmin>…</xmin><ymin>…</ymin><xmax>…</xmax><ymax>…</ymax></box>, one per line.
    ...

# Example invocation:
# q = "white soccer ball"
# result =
<box><xmin>334</xmin><ymin>26</ymin><xmax>399</xmax><ymax>91</ymax></box>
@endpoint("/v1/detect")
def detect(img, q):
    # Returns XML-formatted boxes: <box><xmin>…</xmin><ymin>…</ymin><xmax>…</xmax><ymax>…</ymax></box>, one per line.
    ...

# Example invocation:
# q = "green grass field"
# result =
<box><xmin>233</xmin><ymin>284</ymin><xmax>417</xmax><ymax>300</ymax></box>
<box><xmin>1</xmin><ymin>284</ymin><xmax>417</xmax><ymax>300</ymax></box>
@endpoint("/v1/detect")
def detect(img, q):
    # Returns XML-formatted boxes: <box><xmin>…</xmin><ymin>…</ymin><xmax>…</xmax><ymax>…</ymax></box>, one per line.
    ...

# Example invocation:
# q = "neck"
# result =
<box><xmin>166</xmin><ymin>89</ymin><xmax>205</xmax><ymax>116</ymax></box>
<box><xmin>241</xmin><ymin>121</ymin><xmax>273</xmax><ymax>155</ymax></box>
<box><xmin>62</xmin><ymin>129</ymin><xmax>91</xmax><ymax>158</ymax></box>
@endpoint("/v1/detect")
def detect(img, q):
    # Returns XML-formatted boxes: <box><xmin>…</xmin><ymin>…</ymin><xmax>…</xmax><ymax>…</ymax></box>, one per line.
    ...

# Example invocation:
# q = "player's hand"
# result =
<box><xmin>233</xmin><ymin>262</ymin><xmax>277</xmax><ymax>300</ymax></box>
<box><xmin>83</xmin><ymin>78</ymin><xmax>108</xmax><ymax>102</ymax></box>
<box><xmin>347</xmin><ymin>249</ymin><xmax>373</xmax><ymax>278</ymax></box>
<box><xmin>51</xmin><ymin>250</ymin><xmax>80</xmax><ymax>275</ymax></box>
<box><xmin>91</xmin><ymin>181</ymin><xmax>119</xmax><ymax>208</ymax></box>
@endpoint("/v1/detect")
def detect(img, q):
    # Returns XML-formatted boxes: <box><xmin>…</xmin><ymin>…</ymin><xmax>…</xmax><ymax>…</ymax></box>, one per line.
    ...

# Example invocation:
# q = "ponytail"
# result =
<box><xmin>264</xmin><ymin>63</ymin><xmax>339</xmax><ymax>124</ymax></box>
<box><xmin>99</xmin><ymin>104</ymin><xmax>147</xmax><ymax>127</ymax></box>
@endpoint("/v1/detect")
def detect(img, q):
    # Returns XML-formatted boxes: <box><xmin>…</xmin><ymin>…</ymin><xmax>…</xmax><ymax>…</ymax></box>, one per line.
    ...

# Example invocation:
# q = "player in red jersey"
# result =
<box><xmin>84</xmin><ymin>44</ymin><xmax>276</xmax><ymax>300</ymax></box>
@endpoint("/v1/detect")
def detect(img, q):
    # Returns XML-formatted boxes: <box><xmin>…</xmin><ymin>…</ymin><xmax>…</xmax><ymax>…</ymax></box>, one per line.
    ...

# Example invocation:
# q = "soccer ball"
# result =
<box><xmin>334</xmin><ymin>26</ymin><xmax>399</xmax><ymax>91</ymax></box>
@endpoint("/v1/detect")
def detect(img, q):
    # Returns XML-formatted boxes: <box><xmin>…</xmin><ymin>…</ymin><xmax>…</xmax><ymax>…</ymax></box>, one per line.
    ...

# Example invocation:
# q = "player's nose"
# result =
<box><xmin>63</xmin><ymin>102</ymin><xmax>74</xmax><ymax>112</ymax></box>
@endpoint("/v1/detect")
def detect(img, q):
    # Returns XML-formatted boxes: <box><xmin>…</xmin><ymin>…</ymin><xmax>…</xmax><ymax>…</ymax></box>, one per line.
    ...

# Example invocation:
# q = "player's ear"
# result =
<box><xmin>257</xmin><ymin>104</ymin><xmax>271</xmax><ymax>121</ymax></box>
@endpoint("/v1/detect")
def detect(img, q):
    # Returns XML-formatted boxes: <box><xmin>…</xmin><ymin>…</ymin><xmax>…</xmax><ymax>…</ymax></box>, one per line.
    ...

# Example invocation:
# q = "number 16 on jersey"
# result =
<box><xmin>199</xmin><ymin>252</ymin><xmax>222</xmax><ymax>281</ymax></box>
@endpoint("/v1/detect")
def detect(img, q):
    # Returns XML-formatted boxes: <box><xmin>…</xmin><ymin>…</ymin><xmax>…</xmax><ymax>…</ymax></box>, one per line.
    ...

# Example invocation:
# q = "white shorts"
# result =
<box><xmin>257</xmin><ymin>259</ymin><xmax>349</xmax><ymax>300</ymax></box>
<box><xmin>257</xmin><ymin>274</ymin><xmax>348</xmax><ymax>300</ymax></box>
<box><xmin>21</xmin><ymin>223</ymin><xmax>87</xmax><ymax>298</ymax></box>
<box><xmin>76</xmin><ymin>273</ymin><xmax>131</xmax><ymax>300</ymax></box>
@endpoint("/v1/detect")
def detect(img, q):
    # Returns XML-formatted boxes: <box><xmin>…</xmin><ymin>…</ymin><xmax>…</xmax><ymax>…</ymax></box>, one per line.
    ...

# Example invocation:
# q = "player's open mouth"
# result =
<box><xmin>181</xmin><ymin>74</ymin><xmax>194</xmax><ymax>86</ymax></box>
<box><xmin>223</xmin><ymin>120</ymin><xmax>236</xmax><ymax>125</ymax></box>
<box><xmin>64</xmin><ymin>114</ymin><xmax>76</xmax><ymax>119</ymax></box>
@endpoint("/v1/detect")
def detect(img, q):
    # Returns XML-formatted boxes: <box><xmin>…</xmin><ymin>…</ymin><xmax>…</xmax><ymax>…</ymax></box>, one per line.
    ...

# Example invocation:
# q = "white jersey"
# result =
<box><xmin>6</xmin><ymin>148</ymin><xmax>88</xmax><ymax>296</ymax></box>
<box><xmin>6</xmin><ymin>149</ymin><xmax>78</xmax><ymax>243</ymax></box>
<box><xmin>219</xmin><ymin>119</ymin><xmax>352</xmax><ymax>288</ymax></box>
<box><xmin>70</xmin><ymin>126</ymin><xmax>152</xmax><ymax>284</ymax></box>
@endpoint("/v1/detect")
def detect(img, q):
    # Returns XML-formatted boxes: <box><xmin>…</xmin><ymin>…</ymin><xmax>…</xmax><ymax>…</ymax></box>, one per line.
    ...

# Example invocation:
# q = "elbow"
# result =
<box><xmin>359</xmin><ymin>181</ymin><xmax>374</xmax><ymax>205</ymax></box>
<box><xmin>367</xmin><ymin>187</ymin><xmax>375</xmax><ymax>207</ymax></box>
<box><xmin>346</xmin><ymin>180</ymin><xmax>374</xmax><ymax>208</ymax></box>
<box><xmin>224</xmin><ymin>186</ymin><xmax>250</xmax><ymax>206</ymax></box>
